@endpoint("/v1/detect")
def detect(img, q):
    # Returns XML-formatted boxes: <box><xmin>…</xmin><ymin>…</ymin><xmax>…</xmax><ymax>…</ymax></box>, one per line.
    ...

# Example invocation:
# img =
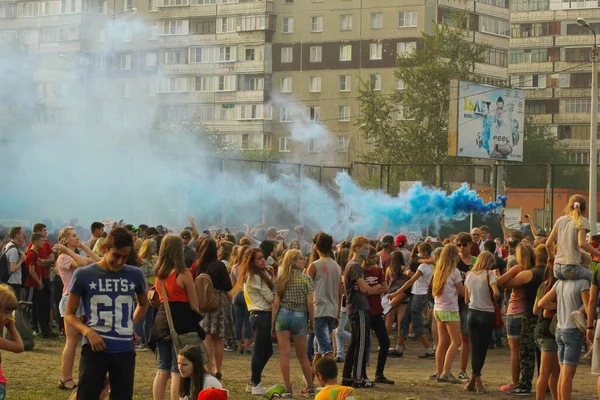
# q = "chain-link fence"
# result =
<box><xmin>195</xmin><ymin>158</ymin><xmax>597</xmax><ymax>235</ymax></box>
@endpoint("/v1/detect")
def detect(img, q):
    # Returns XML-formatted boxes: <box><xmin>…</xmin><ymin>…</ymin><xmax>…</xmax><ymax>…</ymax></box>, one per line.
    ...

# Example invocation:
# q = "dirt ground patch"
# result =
<box><xmin>3</xmin><ymin>337</ymin><xmax>597</xmax><ymax>399</ymax></box>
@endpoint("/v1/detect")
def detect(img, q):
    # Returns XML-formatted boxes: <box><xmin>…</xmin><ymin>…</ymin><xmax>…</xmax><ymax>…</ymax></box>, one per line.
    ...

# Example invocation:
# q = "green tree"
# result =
<box><xmin>357</xmin><ymin>13</ymin><xmax>486</xmax><ymax>167</ymax></box>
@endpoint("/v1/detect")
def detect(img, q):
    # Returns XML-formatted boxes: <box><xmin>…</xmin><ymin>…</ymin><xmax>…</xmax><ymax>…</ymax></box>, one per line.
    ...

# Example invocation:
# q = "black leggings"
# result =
<box><xmin>342</xmin><ymin>310</ymin><xmax>370</xmax><ymax>381</ymax></box>
<box><xmin>370</xmin><ymin>313</ymin><xmax>390</xmax><ymax>377</ymax></box>
<box><xmin>249</xmin><ymin>311</ymin><xmax>273</xmax><ymax>385</ymax></box>
<box><xmin>467</xmin><ymin>309</ymin><xmax>494</xmax><ymax>377</ymax></box>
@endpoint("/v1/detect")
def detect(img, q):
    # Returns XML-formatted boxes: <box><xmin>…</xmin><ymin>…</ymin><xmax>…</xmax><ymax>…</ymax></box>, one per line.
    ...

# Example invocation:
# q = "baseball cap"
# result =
<box><xmin>381</xmin><ymin>234</ymin><xmax>395</xmax><ymax>246</ymax></box>
<box><xmin>395</xmin><ymin>234</ymin><xmax>407</xmax><ymax>247</ymax></box>
<box><xmin>180</xmin><ymin>230</ymin><xmax>192</xmax><ymax>239</ymax></box>
<box><xmin>197</xmin><ymin>388</ymin><xmax>229</xmax><ymax>400</ymax></box>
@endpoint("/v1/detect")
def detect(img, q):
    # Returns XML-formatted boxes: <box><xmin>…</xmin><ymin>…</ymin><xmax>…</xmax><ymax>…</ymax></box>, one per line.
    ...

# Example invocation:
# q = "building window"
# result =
<box><xmin>479</xmin><ymin>15</ymin><xmax>510</xmax><ymax>37</ymax></box>
<box><xmin>309</xmin><ymin>76</ymin><xmax>321</xmax><ymax>92</ymax></box>
<box><xmin>339</xmin><ymin>75</ymin><xmax>351</xmax><ymax>92</ymax></box>
<box><xmin>309</xmin><ymin>106</ymin><xmax>321</xmax><ymax>121</ymax></box>
<box><xmin>369</xmin><ymin>43</ymin><xmax>382</xmax><ymax>60</ymax></box>
<box><xmin>479</xmin><ymin>0</ymin><xmax>508</xmax><ymax>7</ymax></box>
<box><xmin>217</xmin><ymin>75</ymin><xmax>236</xmax><ymax>91</ymax></box>
<box><xmin>162</xmin><ymin>0</ymin><xmax>188</xmax><ymax>5</ymax></box>
<box><xmin>397</xmin><ymin>41</ymin><xmax>416</xmax><ymax>57</ymax></box>
<box><xmin>217</xmin><ymin>17</ymin><xmax>235</xmax><ymax>33</ymax></box>
<box><xmin>311</xmin><ymin>16</ymin><xmax>323</xmax><ymax>32</ymax></box>
<box><xmin>369</xmin><ymin>74</ymin><xmax>382</xmax><ymax>90</ymax></box>
<box><xmin>310</xmin><ymin>46</ymin><xmax>322</xmax><ymax>62</ymax></box>
<box><xmin>244</xmin><ymin>48</ymin><xmax>255</xmax><ymax>61</ymax></box>
<box><xmin>148</xmin><ymin>0</ymin><xmax>157</xmax><ymax>11</ymax></box>
<box><xmin>97</xmin><ymin>28</ymin><xmax>106</xmax><ymax>43</ymax></box>
<box><xmin>396</xmin><ymin>79</ymin><xmax>405</xmax><ymax>90</ymax></box>
<box><xmin>124</xmin><ymin>0</ymin><xmax>133</xmax><ymax>11</ymax></box>
<box><xmin>509</xmin><ymin>49</ymin><xmax>548</xmax><ymax>63</ymax></box>
<box><xmin>280</xmin><ymin>77</ymin><xmax>292</xmax><ymax>93</ymax></box>
<box><xmin>149</xmin><ymin>22</ymin><xmax>158</xmax><ymax>39</ymax></box>
<box><xmin>123</xmin><ymin>27</ymin><xmax>132</xmax><ymax>42</ymax></box>
<box><xmin>95</xmin><ymin>55</ymin><xmax>105</xmax><ymax>70</ymax></box>
<box><xmin>564</xmin><ymin>98</ymin><xmax>595</xmax><ymax>114</ymax></box>
<box><xmin>190</xmin><ymin>19</ymin><xmax>216</xmax><ymax>34</ymax></box>
<box><xmin>282</xmin><ymin>0</ymin><xmax>293</xmax><ymax>3</ymax></box>
<box><xmin>279</xmin><ymin>137</ymin><xmax>290</xmax><ymax>152</ymax></box>
<box><xmin>281</xmin><ymin>47</ymin><xmax>293</xmax><ymax>63</ymax></box>
<box><xmin>525</xmin><ymin>100</ymin><xmax>546</xmax><ymax>114</ymax></box>
<box><xmin>510</xmin><ymin>0</ymin><xmax>549</xmax><ymax>12</ymax></box>
<box><xmin>160</xmin><ymin>20</ymin><xmax>186</xmax><ymax>35</ymax></box>
<box><xmin>98</xmin><ymin>0</ymin><xmax>107</xmax><ymax>14</ymax></box>
<box><xmin>396</xmin><ymin>105</ymin><xmax>408</xmax><ymax>120</ymax></box>
<box><xmin>371</xmin><ymin>12</ymin><xmax>383</xmax><ymax>29</ymax></box>
<box><xmin>282</xmin><ymin>17</ymin><xmax>293</xmax><ymax>33</ymax></box>
<box><xmin>338</xmin><ymin>136</ymin><xmax>349</xmax><ymax>151</ymax></box>
<box><xmin>340</xmin><ymin>14</ymin><xmax>353</xmax><ymax>31</ymax></box>
<box><xmin>120</xmin><ymin>54</ymin><xmax>131</xmax><ymax>70</ymax></box>
<box><xmin>280</xmin><ymin>107</ymin><xmax>291</xmax><ymax>122</ymax></box>
<box><xmin>145</xmin><ymin>52</ymin><xmax>157</xmax><ymax>68</ymax></box>
<box><xmin>483</xmin><ymin>48</ymin><xmax>508</xmax><ymax>67</ymax></box>
<box><xmin>338</xmin><ymin>105</ymin><xmax>350</xmax><ymax>121</ymax></box>
<box><xmin>308</xmin><ymin>138</ymin><xmax>318</xmax><ymax>153</ymax></box>
<box><xmin>164</xmin><ymin>49</ymin><xmax>184</xmax><ymax>64</ymax></box>
<box><xmin>339</xmin><ymin>44</ymin><xmax>352</xmax><ymax>61</ymax></box>
<box><xmin>398</xmin><ymin>11</ymin><xmax>417</xmax><ymax>28</ymax></box>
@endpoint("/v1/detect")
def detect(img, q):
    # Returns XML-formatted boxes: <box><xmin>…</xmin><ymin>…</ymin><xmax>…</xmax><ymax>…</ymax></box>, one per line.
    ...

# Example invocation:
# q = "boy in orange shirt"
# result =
<box><xmin>315</xmin><ymin>357</ymin><xmax>355</xmax><ymax>400</ymax></box>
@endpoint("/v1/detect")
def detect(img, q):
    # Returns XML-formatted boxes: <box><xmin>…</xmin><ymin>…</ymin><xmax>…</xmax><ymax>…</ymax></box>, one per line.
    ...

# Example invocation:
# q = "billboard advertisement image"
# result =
<box><xmin>448</xmin><ymin>80</ymin><xmax>525</xmax><ymax>162</ymax></box>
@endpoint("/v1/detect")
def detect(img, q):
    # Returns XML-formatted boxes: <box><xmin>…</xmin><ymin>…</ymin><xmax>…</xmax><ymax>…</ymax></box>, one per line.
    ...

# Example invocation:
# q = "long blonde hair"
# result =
<box><xmin>138</xmin><ymin>239</ymin><xmax>157</xmax><ymax>261</ymax></box>
<box><xmin>516</xmin><ymin>243</ymin><xmax>535</xmax><ymax>270</ymax></box>
<box><xmin>471</xmin><ymin>251</ymin><xmax>495</xmax><ymax>273</ymax></box>
<box><xmin>277</xmin><ymin>249</ymin><xmax>302</xmax><ymax>298</ymax></box>
<box><xmin>432</xmin><ymin>244</ymin><xmax>459</xmax><ymax>297</ymax></box>
<box><xmin>58</xmin><ymin>226</ymin><xmax>76</xmax><ymax>247</ymax></box>
<box><xmin>155</xmin><ymin>234</ymin><xmax>186</xmax><ymax>280</ymax></box>
<box><xmin>565</xmin><ymin>194</ymin><xmax>587</xmax><ymax>229</ymax></box>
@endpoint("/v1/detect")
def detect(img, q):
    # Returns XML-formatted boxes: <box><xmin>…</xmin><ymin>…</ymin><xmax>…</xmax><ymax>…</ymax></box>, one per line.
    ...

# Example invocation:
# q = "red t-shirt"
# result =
<box><xmin>27</xmin><ymin>241</ymin><xmax>52</xmax><ymax>280</ymax></box>
<box><xmin>363</xmin><ymin>266</ymin><xmax>385</xmax><ymax>315</ymax></box>
<box><xmin>24</xmin><ymin>250</ymin><xmax>43</xmax><ymax>288</ymax></box>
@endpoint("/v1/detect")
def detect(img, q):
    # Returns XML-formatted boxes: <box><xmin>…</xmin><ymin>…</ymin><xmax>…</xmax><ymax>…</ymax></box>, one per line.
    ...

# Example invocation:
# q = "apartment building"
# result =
<box><xmin>271</xmin><ymin>0</ymin><xmax>510</xmax><ymax>165</ymax></box>
<box><xmin>509</xmin><ymin>0</ymin><xmax>599</xmax><ymax>164</ymax></box>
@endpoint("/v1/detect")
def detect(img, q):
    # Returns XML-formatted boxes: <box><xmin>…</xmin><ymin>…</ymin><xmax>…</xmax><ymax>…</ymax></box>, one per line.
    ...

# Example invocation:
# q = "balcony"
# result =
<box><xmin>158</xmin><ymin>5</ymin><xmax>216</xmax><ymax>18</ymax></box>
<box><xmin>158</xmin><ymin>91</ymin><xmax>215</xmax><ymax>104</ymax></box>
<box><xmin>159</xmin><ymin>33</ymin><xmax>215</xmax><ymax>47</ymax></box>
<box><xmin>554</xmin><ymin>113</ymin><xmax>597</xmax><ymax>124</ymax></box>
<box><xmin>217</xmin><ymin>31</ymin><xmax>265</xmax><ymax>45</ymax></box>
<box><xmin>474</xmin><ymin>31</ymin><xmax>509</xmax><ymax>49</ymax></box>
<box><xmin>524</xmin><ymin>88</ymin><xmax>553</xmax><ymax>99</ymax></box>
<box><xmin>530</xmin><ymin>114</ymin><xmax>553</xmax><ymax>124</ymax></box>
<box><xmin>211</xmin><ymin>120</ymin><xmax>271</xmax><ymax>134</ymax></box>
<box><xmin>8</xmin><ymin>12</ymin><xmax>82</xmax><ymax>28</ymax></box>
<box><xmin>216</xmin><ymin>1</ymin><xmax>273</xmax><ymax>16</ymax></box>
<box><xmin>159</xmin><ymin>63</ymin><xmax>216</xmax><ymax>74</ymax></box>
<box><xmin>219</xmin><ymin>89</ymin><xmax>265</xmax><ymax>103</ymax></box>
<box><xmin>235</xmin><ymin>60</ymin><xmax>268</xmax><ymax>73</ymax></box>
<box><xmin>555</xmin><ymin>88</ymin><xmax>591</xmax><ymax>98</ymax></box>
<box><xmin>509</xmin><ymin>10</ymin><xmax>554</xmax><ymax>23</ymax></box>
<box><xmin>556</xmin><ymin>8</ymin><xmax>600</xmax><ymax>21</ymax></box>
<box><xmin>475</xmin><ymin>2</ymin><xmax>509</xmax><ymax>19</ymax></box>
<box><xmin>554</xmin><ymin>61</ymin><xmax>592</xmax><ymax>72</ymax></box>
<box><xmin>509</xmin><ymin>36</ymin><xmax>553</xmax><ymax>49</ymax></box>
<box><xmin>38</xmin><ymin>41</ymin><xmax>81</xmax><ymax>54</ymax></box>
<box><xmin>508</xmin><ymin>62</ymin><xmax>554</xmax><ymax>73</ymax></box>
<box><xmin>551</xmin><ymin>0</ymin><xmax>599</xmax><ymax>11</ymax></box>
<box><xmin>555</xmin><ymin>34</ymin><xmax>595</xmax><ymax>47</ymax></box>
<box><xmin>474</xmin><ymin>63</ymin><xmax>508</xmax><ymax>79</ymax></box>
<box><xmin>438</xmin><ymin>0</ymin><xmax>474</xmax><ymax>11</ymax></box>
<box><xmin>561</xmin><ymin>139</ymin><xmax>591</xmax><ymax>150</ymax></box>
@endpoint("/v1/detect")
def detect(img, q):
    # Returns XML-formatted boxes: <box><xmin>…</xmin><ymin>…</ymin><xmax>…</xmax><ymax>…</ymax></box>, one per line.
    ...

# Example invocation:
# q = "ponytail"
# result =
<box><xmin>565</xmin><ymin>195</ymin><xmax>586</xmax><ymax>229</ymax></box>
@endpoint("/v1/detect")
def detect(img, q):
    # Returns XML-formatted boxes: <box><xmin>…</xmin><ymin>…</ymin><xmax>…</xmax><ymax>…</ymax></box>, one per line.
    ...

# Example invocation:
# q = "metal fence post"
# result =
<box><xmin>491</xmin><ymin>164</ymin><xmax>497</xmax><ymax>200</ymax></box>
<box><xmin>435</xmin><ymin>165</ymin><xmax>442</xmax><ymax>188</ymax></box>
<box><xmin>547</xmin><ymin>164</ymin><xmax>553</xmax><ymax>231</ymax></box>
<box><xmin>379</xmin><ymin>165</ymin><xmax>384</xmax><ymax>190</ymax></box>
<box><xmin>261</xmin><ymin>161</ymin><xmax>266</xmax><ymax>225</ymax></box>
<box><xmin>387</xmin><ymin>165</ymin><xmax>391</xmax><ymax>195</ymax></box>
<box><xmin>298</xmin><ymin>164</ymin><xmax>304</xmax><ymax>226</ymax></box>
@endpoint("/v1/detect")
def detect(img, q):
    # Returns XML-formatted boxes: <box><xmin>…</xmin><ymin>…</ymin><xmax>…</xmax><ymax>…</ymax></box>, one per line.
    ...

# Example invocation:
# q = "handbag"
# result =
<box><xmin>147</xmin><ymin>285</ymin><xmax>160</xmax><ymax>309</ymax></box>
<box><xmin>487</xmin><ymin>271</ymin><xmax>504</xmax><ymax>329</ymax></box>
<box><xmin>157</xmin><ymin>280</ymin><xmax>209</xmax><ymax>365</ymax></box>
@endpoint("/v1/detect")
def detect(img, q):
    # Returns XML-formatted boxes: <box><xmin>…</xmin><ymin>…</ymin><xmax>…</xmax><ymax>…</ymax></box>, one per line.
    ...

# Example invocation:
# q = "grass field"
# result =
<box><xmin>3</xmin><ymin>337</ymin><xmax>598</xmax><ymax>399</ymax></box>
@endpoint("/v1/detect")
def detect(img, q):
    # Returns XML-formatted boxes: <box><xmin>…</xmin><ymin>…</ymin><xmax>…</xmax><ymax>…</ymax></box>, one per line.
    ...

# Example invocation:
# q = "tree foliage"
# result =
<box><xmin>357</xmin><ymin>13</ymin><xmax>486</xmax><ymax>166</ymax></box>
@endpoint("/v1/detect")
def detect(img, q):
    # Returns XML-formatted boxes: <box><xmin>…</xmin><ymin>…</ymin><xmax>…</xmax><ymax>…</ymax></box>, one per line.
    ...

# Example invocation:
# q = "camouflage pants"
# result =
<box><xmin>515</xmin><ymin>316</ymin><xmax>538</xmax><ymax>392</ymax></box>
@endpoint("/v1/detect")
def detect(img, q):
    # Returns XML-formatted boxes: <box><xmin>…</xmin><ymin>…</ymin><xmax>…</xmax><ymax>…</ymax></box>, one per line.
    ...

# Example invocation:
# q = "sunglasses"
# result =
<box><xmin>456</xmin><ymin>243</ymin><xmax>469</xmax><ymax>248</ymax></box>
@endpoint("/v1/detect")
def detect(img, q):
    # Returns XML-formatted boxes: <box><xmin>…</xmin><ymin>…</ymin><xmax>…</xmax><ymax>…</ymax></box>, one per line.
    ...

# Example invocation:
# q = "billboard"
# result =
<box><xmin>448</xmin><ymin>80</ymin><xmax>525</xmax><ymax>162</ymax></box>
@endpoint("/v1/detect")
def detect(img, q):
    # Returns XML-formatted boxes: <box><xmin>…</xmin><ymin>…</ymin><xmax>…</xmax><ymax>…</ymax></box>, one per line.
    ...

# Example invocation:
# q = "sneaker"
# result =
<box><xmin>375</xmin><ymin>375</ymin><xmax>395</xmax><ymax>384</ymax></box>
<box><xmin>570</xmin><ymin>310</ymin><xmax>587</xmax><ymax>334</ymax></box>
<box><xmin>264</xmin><ymin>384</ymin><xmax>286</xmax><ymax>399</ymax></box>
<box><xmin>507</xmin><ymin>387</ymin><xmax>532</xmax><ymax>396</ymax></box>
<box><xmin>334</xmin><ymin>357</ymin><xmax>345</xmax><ymax>363</ymax></box>
<box><xmin>458</xmin><ymin>371</ymin><xmax>469</xmax><ymax>381</ymax></box>
<box><xmin>246</xmin><ymin>383</ymin><xmax>253</xmax><ymax>393</ymax></box>
<box><xmin>224</xmin><ymin>345</ymin><xmax>236</xmax><ymax>352</ymax></box>
<box><xmin>300</xmin><ymin>388</ymin><xmax>316</xmax><ymax>398</ymax></box>
<box><xmin>252</xmin><ymin>382</ymin><xmax>266</xmax><ymax>396</ymax></box>
<box><xmin>136</xmin><ymin>344</ymin><xmax>149</xmax><ymax>352</ymax></box>
<box><xmin>388</xmin><ymin>349</ymin><xmax>403</xmax><ymax>358</ymax></box>
<box><xmin>501</xmin><ymin>383</ymin><xmax>515</xmax><ymax>392</ymax></box>
<box><xmin>418</xmin><ymin>351</ymin><xmax>435</xmax><ymax>359</ymax></box>
<box><xmin>281</xmin><ymin>391</ymin><xmax>293</xmax><ymax>398</ymax></box>
<box><xmin>427</xmin><ymin>373</ymin><xmax>438</xmax><ymax>381</ymax></box>
<box><xmin>437</xmin><ymin>373</ymin><xmax>461</xmax><ymax>384</ymax></box>
<box><xmin>352</xmin><ymin>380</ymin><xmax>375</xmax><ymax>389</ymax></box>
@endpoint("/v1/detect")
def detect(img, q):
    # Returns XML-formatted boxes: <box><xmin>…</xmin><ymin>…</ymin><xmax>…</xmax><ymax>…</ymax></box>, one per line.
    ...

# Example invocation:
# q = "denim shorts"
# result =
<box><xmin>156</xmin><ymin>339</ymin><xmax>179</xmax><ymax>374</ymax></box>
<box><xmin>555</xmin><ymin>327</ymin><xmax>584</xmax><ymax>366</ymax></box>
<box><xmin>506</xmin><ymin>313</ymin><xmax>523</xmax><ymax>339</ymax></box>
<box><xmin>275</xmin><ymin>307</ymin><xmax>308</xmax><ymax>336</ymax></box>
<box><xmin>58</xmin><ymin>294</ymin><xmax>84</xmax><ymax>318</ymax></box>
<box><xmin>535</xmin><ymin>337</ymin><xmax>558</xmax><ymax>353</ymax></box>
<box><xmin>0</xmin><ymin>382</ymin><xmax>5</xmax><ymax>400</ymax></box>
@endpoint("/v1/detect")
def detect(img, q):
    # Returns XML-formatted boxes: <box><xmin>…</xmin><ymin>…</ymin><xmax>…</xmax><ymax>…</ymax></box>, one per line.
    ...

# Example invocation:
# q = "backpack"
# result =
<box><xmin>194</xmin><ymin>273</ymin><xmax>220</xmax><ymax>313</ymax></box>
<box><xmin>0</xmin><ymin>243</ymin><xmax>17</xmax><ymax>283</ymax></box>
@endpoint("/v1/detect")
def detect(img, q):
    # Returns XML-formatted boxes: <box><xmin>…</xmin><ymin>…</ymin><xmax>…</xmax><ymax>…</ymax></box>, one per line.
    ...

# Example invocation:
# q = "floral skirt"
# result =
<box><xmin>200</xmin><ymin>291</ymin><xmax>235</xmax><ymax>340</ymax></box>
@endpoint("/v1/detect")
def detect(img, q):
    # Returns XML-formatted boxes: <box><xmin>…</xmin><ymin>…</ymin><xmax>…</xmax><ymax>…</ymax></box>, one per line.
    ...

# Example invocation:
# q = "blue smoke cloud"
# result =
<box><xmin>335</xmin><ymin>172</ymin><xmax>506</xmax><ymax>235</ymax></box>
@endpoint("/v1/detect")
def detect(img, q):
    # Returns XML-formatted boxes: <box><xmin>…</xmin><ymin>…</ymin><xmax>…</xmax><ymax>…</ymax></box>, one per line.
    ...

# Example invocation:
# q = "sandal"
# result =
<box><xmin>58</xmin><ymin>378</ymin><xmax>77</xmax><ymax>390</ymax></box>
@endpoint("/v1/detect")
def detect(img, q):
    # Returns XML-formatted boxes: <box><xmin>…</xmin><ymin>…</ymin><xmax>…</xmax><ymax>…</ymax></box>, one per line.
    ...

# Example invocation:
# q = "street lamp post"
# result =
<box><xmin>577</xmin><ymin>17</ymin><xmax>598</xmax><ymax>235</ymax></box>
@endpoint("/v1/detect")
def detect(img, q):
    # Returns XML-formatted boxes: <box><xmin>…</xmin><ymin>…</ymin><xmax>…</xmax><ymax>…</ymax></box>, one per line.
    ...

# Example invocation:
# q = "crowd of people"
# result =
<box><xmin>0</xmin><ymin>193</ymin><xmax>599</xmax><ymax>399</ymax></box>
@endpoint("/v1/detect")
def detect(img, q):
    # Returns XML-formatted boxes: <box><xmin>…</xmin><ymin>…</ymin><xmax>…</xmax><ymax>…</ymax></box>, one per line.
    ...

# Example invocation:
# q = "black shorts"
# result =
<box><xmin>77</xmin><ymin>344</ymin><xmax>136</xmax><ymax>400</ymax></box>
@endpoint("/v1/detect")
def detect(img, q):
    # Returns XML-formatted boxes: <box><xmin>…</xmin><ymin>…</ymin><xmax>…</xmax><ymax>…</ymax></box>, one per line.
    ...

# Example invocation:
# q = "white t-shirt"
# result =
<box><xmin>554</xmin><ymin>279</ymin><xmax>589</xmax><ymax>330</ymax></box>
<box><xmin>3</xmin><ymin>244</ymin><xmax>21</xmax><ymax>285</ymax></box>
<box><xmin>433</xmin><ymin>268</ymin><xmax>462</xmax><ymax>312</ymax></box>
<box><xmin>464</xmin><ymin>270</ymin><xmax>497</xmax><ymax>313</ymax></box>
<box><xmin>413</xmin><ymin>263</ymin><xmax>434</xmax><ymax>295</ymax></box>
<box><xmin>554</xmin><ymin>215</ymin><xmax>591</xmax><ymax>265</ymax></box>
<box><xmin>178</xmin><ymin>374</ymin><xmax>223</xmax><ymax>400</ymax></box>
